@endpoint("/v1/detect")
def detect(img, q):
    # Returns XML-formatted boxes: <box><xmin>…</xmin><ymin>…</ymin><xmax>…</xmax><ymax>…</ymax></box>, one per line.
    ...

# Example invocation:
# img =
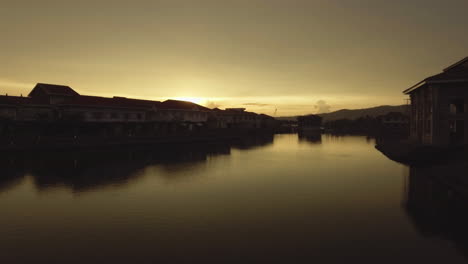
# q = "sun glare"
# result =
<box><xmin>173</xmin><ymin>97</ymin><xmax>206</xmax><ymax>105</ymax></box>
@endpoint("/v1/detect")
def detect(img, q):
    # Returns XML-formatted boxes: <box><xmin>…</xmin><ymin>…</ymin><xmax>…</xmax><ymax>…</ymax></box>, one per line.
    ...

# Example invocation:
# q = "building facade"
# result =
<box><xmin>404</xmin><ymin>57</ymin><xmax>468</xmax><ymax>146</ymax></box>
<box><xmin>0</xmin><ymin>83</ymin><xmax>278</xmax><ymax>147</ymax></box>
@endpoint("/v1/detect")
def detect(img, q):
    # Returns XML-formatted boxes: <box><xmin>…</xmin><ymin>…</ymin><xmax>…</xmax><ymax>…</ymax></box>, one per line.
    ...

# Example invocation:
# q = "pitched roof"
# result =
<box><xmin>0</xmin><ymin>95</ymin><xmax>32</xmax><ymax>105</ymax></box>
<box><xmin>63</xmin><ymin>95</ymin><xmax>160</xmax><ymax>109</ymax></box>
<box><xmin>159</xmin><ymin>100</ymin><xmax>210</xmax><ymax>111</ymax></box>
<box><xmin>259</xmin><ymin>114</ymin><xmax>275</xmax><ymax>119</ymax></box>
<box><xmin>29</xmin><ymin>83</ymin><xmax>80</xmax><ymax>97</ymax></box>
<box><xmin>111</xmin><ymin>97</ymin><xmax>160</xmax><ymax>108</ymax></box>
<box><xmin>443</xmin><ymin>56</ymin><xmax>468</xmax><ymax>72</ymax></box>
<box><xmin>404</xmin><ymin>57</ymin><xmax>468</xmax><ymax>94</ymax></box>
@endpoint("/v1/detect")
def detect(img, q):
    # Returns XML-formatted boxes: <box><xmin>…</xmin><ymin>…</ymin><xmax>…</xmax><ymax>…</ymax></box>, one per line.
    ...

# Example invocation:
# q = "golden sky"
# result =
<box><xmin>1</xmin><ymin>0</ymin><xmax>467</xmax><ymax>116</ymax></box>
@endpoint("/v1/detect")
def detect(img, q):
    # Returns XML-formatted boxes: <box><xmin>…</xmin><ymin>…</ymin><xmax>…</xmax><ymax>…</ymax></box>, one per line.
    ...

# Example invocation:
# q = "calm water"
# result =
<box><xmin>0</xmin><ymin>134</ymin><xmax>467</xmax><ymax>263</ymax></box>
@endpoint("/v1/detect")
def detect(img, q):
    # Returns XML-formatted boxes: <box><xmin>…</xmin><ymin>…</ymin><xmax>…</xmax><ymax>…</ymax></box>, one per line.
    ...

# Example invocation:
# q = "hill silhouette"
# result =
<box><xmin>277</xmin><ymin>105</ymin><xmax>409</xmax><ymax>122</ymax></box>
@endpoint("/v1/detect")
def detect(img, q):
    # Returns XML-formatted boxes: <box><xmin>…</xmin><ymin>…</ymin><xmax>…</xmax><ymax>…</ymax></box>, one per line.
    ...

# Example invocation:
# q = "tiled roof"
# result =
<box><xmin>404</xmin><ymin>57</ymin><xmax>468</xmax><ymax>94</ymax></box>
<box><xmin>443</xmin><ymin>56</ymin><xmax>468</xmax><ymax>72</ymax></box>
<box><xmin>64</xmin><ymin>96</ymin><xmax>160</xmax><ymax>109</ymax></box>
<box><xmin>259</xmin><ymin>114</ymin><xmax>275</xmax><ymax>120</ymax></box>
<box><xmin>425</xmin><ymin>71</ymin><xmax>468</xmax><ymax>82</ymax></box>
<box><xmin>159</xmin><ymin>100</ymin><xmax>210</xmax><ymax>111</ymax></box>
<box><xmin>30</xmin><ymin>83</ymin><xmax>80</xmax><ymax>97</ymax></box>
<box><xmin>4</xmin><ymin>83</ymin><xmax>273</xmax><ymax>119</ymax></box>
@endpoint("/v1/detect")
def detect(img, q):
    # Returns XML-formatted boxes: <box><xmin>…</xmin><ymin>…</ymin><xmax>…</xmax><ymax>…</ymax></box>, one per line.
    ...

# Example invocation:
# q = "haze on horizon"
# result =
<box><xmin>1</xmin><ymin>0</ymin><xmax>467</xmax><ymax>116</ymax></box>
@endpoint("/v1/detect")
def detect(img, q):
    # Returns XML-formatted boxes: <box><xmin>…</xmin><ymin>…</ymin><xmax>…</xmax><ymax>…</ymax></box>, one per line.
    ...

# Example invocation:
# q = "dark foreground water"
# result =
<box><xmin>1</xmin><ymin>134</ymin><xmax>467</xmax><ymax>263</ymax></box>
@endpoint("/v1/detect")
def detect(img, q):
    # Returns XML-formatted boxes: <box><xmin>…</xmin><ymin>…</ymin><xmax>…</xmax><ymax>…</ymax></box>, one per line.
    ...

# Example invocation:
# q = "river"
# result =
<box><xmin>0</xmin><ymin>134</ymin><xmax>466</xmax><ymax>263</ymax></box>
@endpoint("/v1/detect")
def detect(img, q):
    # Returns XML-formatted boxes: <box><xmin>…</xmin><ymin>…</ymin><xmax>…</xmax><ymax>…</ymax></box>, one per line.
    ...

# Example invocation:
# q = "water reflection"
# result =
<box><xmin>0</xmin><ymin>167</ymin><xmax>26</xmax><ymax>192</ymax></box>
<box><xmin>405</xmin><ymin>162</ymin><xmax>468</xmax><ymax>260</ymax></box>
<box><xmin>298</xmin><ymin>133</ymin><xmax>322</xmax><ymax>144</ymax></box>
<box><xmin>2</xmin><ymin>134</ymin><xmax>468</xmax><ymax>263</ymax></box>
<box><xmin>0</xmin><ymin>134</ymin><xmax>274</xmax><ymax>193</ymax></box>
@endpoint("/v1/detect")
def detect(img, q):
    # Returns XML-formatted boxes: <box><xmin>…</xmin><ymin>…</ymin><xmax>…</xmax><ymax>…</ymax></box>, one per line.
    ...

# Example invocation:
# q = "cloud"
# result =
<box><xmin>314</xmin><ymin>100</ymin><xmax>331</xmax><ymax>114</ymax></box>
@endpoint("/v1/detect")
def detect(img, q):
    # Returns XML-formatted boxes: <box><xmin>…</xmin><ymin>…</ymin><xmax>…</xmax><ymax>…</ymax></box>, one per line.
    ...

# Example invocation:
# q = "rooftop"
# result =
<box><xmin>29</xmin><ymin>83</ymin><xmax>80</xmax><ymax>97</ymax></box>
<box><xmin>0</xmin><ymin>83</ymin><xmax>273</xmax><ymax>118</ymax></box>
<box><xmin>404</xmin><ymin>57</ymin><xmax>468</xmax><ymax>94</ymax></box>
<box><xmin>0</xmin><ymin>95</ymin><xmax>32</xmax><ymax>105</ymax></box>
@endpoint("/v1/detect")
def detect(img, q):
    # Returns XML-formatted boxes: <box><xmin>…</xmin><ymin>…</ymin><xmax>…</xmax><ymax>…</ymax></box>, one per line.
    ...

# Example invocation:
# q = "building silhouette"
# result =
<box><xmin>404</xmin><ymin>57</ymin><xmax>468</xmax><ymax>146</ymax></box>
<box><xmin>0</xmin><ymin>83</ymin><xmax>278</xmax><ymax>148</ymax></box>
<box><xmin>297</xmin><ymin>114</ymin><xmax>322</xmax><ymax>136</ymax></box>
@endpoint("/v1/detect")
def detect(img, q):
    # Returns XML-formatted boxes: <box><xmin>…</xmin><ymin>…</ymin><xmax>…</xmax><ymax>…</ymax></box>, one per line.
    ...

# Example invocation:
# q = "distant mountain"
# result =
<box><xmin>276</xmin><ymin>105</ymin><xmax>409</xmax><ymax>122</ymax></box>
<box><xmin>319</xmin><ymin>105</ymin><xmax>409</xmax><ymax>121</ymax></box>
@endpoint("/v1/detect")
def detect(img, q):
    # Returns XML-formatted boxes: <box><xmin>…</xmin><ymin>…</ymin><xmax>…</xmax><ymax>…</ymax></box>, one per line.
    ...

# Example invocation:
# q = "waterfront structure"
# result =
<box><xmin>297</xmin><ymin>114</ymin><xmax>322</xmax><ymax>136</ymax></box>
<box><xmin>0</xmin><ymin>83</ymin><xmax>277</xmax><ymax>148</ymax></box>
<box><xmin>404</xmin><ymin>57</ymin><xmax>468</xmax><ymax>146</ymax></box>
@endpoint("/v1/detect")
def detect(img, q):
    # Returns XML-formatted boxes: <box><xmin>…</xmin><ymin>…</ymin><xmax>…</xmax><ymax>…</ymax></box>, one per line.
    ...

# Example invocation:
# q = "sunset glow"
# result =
<box><xmin>2</xmin><ymin>1</ymin><xmax>468</xmax><ymax>262</ymax></box>
<box><xmin>0</xmin><ymin>0</ymin><xmax>467</xmax><ymax>114</ymax></box>
<box><xmin>172</xmin><ymin>97</ymin><xmax>207</xmax><ymax>105</ymax></box>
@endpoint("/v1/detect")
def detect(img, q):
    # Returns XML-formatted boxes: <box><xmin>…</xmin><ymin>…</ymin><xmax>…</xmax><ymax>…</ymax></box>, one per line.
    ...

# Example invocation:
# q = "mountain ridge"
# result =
<box><xmin>276</xmin><ymin>105</ymin><xmax>409</xmax><ymax>122</ymax></box>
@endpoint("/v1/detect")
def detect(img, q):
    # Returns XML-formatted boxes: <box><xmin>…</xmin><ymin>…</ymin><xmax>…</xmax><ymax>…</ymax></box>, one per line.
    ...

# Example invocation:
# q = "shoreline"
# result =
<box><xmin>375</xmin><ymin>139</ymin><xmax>467</xmax><ymax>165</ymax></box>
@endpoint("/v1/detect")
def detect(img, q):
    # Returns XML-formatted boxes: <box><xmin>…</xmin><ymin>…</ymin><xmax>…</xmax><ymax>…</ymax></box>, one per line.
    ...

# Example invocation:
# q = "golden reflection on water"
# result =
<box><xmin>0</xmin><ymin>134</ymin><xmax>465</xmax><ymax>263</ymax></box>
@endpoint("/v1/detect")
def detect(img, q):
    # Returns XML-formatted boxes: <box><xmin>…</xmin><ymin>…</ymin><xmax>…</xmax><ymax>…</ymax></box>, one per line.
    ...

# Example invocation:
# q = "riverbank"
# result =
<box><xmin>375</xmin><ymin>139</ymin><xmax>466</xmax><ymax>165</ymax></box>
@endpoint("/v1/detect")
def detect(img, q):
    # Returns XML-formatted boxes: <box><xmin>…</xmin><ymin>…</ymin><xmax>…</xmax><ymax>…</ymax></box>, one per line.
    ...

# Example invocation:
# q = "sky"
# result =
<box><xmin>1</xmin><ymin>0</ymin><xmax>467</xmax><ymax>116</ymax></box>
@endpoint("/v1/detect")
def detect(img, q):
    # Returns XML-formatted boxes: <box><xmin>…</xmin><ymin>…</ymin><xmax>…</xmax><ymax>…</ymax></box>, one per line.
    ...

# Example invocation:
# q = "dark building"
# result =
<box><xmin>0</xmin><ymin>83</ymin><xmax>278</xmax><ymax>147</ymax></box>
<box><xmin>297</xmin><ymin>114</ymin><xmax>322</xmax><ymax>135</ymax></box>
<box><xmin>404</xmin><ymin>57</ymin><xmax>468</xmax><ymax>146</ymax></box>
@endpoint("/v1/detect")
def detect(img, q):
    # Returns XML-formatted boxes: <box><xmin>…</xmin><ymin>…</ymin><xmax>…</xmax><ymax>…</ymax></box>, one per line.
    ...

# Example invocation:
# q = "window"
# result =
<box><xmin>449</xmin><ymin>120</ymin><xmax>465</xmax><ymax>144</ymax></box>
<box><xmin>449</xmin><ymin>99</ymin><xmax>464</xmax><ymax>114</ymax></box>
<box><xmin>450</xmin><ymin>120</ymin><xmax>457</xmax><ymax>133</ymax></box>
